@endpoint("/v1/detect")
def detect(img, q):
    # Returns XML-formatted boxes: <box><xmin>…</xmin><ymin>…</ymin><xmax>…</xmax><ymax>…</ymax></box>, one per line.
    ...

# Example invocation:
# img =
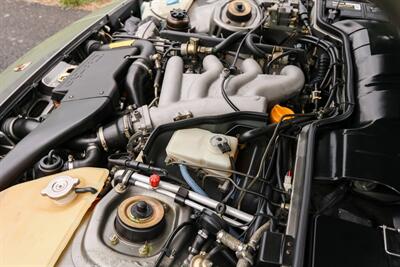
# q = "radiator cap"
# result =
<box><xmin>41</xmin><ymin>175</ymin><xmax>79</xmax><ymax>205</ymax></box>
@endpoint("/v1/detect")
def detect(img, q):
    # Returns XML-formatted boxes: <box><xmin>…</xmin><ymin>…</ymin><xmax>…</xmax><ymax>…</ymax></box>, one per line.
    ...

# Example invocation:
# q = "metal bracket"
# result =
<box><xmin>380</xmin><ymin>225</ymin><xmax>400</xmax><ymax>258</ymax></box>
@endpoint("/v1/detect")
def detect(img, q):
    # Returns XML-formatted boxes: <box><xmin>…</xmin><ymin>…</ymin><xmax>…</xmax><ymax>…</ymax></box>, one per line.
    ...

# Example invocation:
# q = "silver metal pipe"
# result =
<box><xmin>131</xmin><ymin>172</ymin><xmax>254</xmax><ymax>223</ymax></box>
<box><xmin>133</xmin><ymin>180</ymin><xmax>247</xmax><ymax>229</ymax></box>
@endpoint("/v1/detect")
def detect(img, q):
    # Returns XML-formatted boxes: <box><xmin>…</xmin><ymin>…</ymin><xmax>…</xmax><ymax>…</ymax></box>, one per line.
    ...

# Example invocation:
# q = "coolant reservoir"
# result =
<box><xmin>165</xmin><ymin>128</ymin><xmax>238</xmax><ymax>177</ymax></box>
<box><xmin>141</xmin><ymin>0</ymin><xmax>194</xmax><ymax>20</ymax></box>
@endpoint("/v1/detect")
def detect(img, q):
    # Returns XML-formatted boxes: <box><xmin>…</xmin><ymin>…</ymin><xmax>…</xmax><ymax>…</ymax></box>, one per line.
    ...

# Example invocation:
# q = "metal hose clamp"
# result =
<box><xmin>6</xmin><ymin>117</ymin><xmax>19</xmax><ymax>140</ymax></box>
<box><xmin>97</xmin><ymin>126</ymin><xmax>108</xmax><ymax>152</ymax></box>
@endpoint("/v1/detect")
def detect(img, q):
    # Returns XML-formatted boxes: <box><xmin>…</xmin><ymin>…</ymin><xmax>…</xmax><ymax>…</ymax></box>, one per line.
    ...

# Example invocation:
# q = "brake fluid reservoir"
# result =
<box><xmin>165</xmin><ymin>128</ymin><xmax>238</xmax><ymax>177</ymax></box>
<box><xmin>141</xmin><ymin>0</ymin><xmax>194</xmax><ymax>20</ymax></box>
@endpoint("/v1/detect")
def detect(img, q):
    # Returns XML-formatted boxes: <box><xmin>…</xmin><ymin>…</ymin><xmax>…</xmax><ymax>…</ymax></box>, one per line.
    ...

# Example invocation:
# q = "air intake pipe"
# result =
<box><xmin>1</xmin><ymin>117</ymin><xmax>40</xmax><ymax>141</ymax></box>
<box><xmin>124</xmin><ymin>40</ymin><xmax>155</xmax><ymax>106</ymax></box>
<box><xmin>2</xmin><ymin>114</ymin><xmax>133</xmax><ymax>152</ymax></box>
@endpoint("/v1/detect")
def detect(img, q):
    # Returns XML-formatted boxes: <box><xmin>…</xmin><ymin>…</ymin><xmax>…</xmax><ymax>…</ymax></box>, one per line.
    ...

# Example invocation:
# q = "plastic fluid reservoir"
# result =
<box><xmin>141</xmin><ymin>0</ymin><xmax>194</xmax><ymax>20</ymax></box>
<box><xmin>165</xmin><ymin>128</ymin><xmax>238</xmax><ymax>177</ymax></box>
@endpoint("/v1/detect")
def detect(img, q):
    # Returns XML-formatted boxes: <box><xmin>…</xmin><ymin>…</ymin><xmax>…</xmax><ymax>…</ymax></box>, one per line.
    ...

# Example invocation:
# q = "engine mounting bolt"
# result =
<box><xmin>109</xmin><ymin>234</ymin><xmax>119</xmax><ymax>245</ymax></box>
<box><xmin>139</xmin><ymin>242</ymin><xmax>151</xmax><ymax>256</ymax></box>
<box><xmin>149</xmin><ymin>174</ymin><xmax>160</xmax><ymax>188</ymax></box>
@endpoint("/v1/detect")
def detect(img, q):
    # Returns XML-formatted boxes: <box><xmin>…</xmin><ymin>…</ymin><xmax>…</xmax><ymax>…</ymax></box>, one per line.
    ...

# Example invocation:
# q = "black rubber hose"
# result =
<box><xmin>64</xmin><ymin>145</ymin><xmax>102</xmax><ymax>169</ymax></box>
<box><xmin>68</xmin><ymin>133</ymin><xmax>99</xmax><ymax>149</ymax></box>
<box><xmin>238</xmin><ymin>116</ymin><xmax>316</xmax><ymax>144</ymax></box>
<box><xmin>68</xmin><ymin>115</ymin><xmax>132</xmax><ymax>150</ymax></box>
<box><xmin>155</xmin><ymin>221</ymin><xmax>194</xmax><ymax>267</ymax></box>
<box><xmin>310</xmin><ymin>52</ymin><xmax>330</xmax><ymax>86</ymax></box>
<box><xmin>245</xmin><ymin>34</ymin><xmax>266</xmax><ymax>58</ymax></box>
<box><xmin>6</xmin><ymin>115</ymin><xmax>132</xmax><ymax>151</ymax></box>
<box><xmin>1</xmin><ymin>117</ymin><xmax>40</xmax><ymax>140</ymax></box>
<box><xmin>213</xmin><ymin>30</ymin><xmax>247</xmax><ymax>53</ymax></box>
<box><xmin>101</xmin><ymin>115</ymin><xmax>131</xmax><ymax>149</ymax></box>
<box><xmin>238</xmin><ymin>124</ymin><xmax>277</xmax><ymax>144</ymax></box>
<box><xmin>125</xmin><ymin>64</ymin><xmax>149</xmax><ymax>105</ymax></box>
<box><xmin>160</xmin><ymin>30</ymin><xmax>303</xmax><ymax>54</ymax></box>
<box><xmin>125</xmin><ymin>40</ymin><xmax>155</xmax><ymax>105</ymax></box>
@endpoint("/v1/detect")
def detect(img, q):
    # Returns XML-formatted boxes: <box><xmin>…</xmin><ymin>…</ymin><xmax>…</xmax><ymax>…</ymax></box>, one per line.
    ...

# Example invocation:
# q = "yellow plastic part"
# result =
<box><xmin>0</xmin><ymin>168</ymin><xmax>109</xmax><ymax>267</ymax></box>
<box><xmin>108</xmin><ymin>39</ymin><xmax>135</xmax><ymax>49</ymax></box>
<box><xmin>270</xmin><ymin>104</ymin><xmax>295</xmax><ymax>123</ymax></box>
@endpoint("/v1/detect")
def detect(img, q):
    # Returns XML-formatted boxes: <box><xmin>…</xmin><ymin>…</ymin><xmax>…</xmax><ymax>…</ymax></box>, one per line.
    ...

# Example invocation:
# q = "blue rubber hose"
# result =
<box><xmin>179</xmin><ymin>164</ymin><xmax>208</xmax><ymax>196</ymax></box>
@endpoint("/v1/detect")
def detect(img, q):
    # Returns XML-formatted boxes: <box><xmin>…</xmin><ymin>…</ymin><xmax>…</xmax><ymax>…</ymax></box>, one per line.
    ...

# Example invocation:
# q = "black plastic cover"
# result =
<box><xmin>0</xmin><ymin>47</ymin><xmax>137</xmax><ymax>190</ymax></box>
<box><xmin>52</xmin><ymin>47</ymin><xmax>137</xmax><ymax>102</ymax></box>
<box><xmin>256</xmin><ymin>232</ymin><xmax>284</xmax><ymax>267</ymax></box>
<box><xmin>314</xmin><ymin>19</ymin><xmax>400</xmax><ymax>194</ymax></box>
<box><xmin>310</xmin><ymin>215</ymin><xmax>397</xmax><ymax>267</ymax></box>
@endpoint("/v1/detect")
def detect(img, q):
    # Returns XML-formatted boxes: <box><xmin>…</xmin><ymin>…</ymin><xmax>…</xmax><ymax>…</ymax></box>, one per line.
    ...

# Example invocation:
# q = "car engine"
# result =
<box><xmin>1</xmin><ymin>0</ymin><xmax>400</xmax><ymax>266</ymax></box>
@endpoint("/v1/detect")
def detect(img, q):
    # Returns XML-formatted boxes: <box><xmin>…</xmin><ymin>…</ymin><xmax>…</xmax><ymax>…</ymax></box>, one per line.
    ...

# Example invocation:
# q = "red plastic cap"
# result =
<box><xmin>149</xmin><ymin>174</ymin><xmax>160</xmax><ymax>188</ymax></box>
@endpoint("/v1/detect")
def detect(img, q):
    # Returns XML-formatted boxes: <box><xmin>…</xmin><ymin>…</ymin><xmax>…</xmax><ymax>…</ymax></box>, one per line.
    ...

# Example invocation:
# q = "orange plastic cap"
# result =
<box><xmin>270</xmin><ymin>104</ymin><xmax>295</xmax><ymax>123</ymax></box>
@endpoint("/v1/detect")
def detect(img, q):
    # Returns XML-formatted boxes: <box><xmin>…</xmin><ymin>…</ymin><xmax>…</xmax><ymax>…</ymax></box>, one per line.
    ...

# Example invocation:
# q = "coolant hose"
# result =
<box><xmin>213</xmin><ymin>30</ymin><xmax>247</xmax><ymax>53</ymax></box>
<box><xmin>245</xmin><ymin>34</ymin><xmax>266</xmax><ymax>58</ymax></box>
<box><xmin>179</xmin><ymin>164</ymin><xmax>207</xmax><ymax>196</ymax></box>
<box><xmin>64</xmin><ymin>144</ymin><xmax>102</xmax><ymax>169</ymax></box>
<box><xmin>125</xmin><ymin>40</ymin><xmax>155</xmax><ymax>105</ymax></box>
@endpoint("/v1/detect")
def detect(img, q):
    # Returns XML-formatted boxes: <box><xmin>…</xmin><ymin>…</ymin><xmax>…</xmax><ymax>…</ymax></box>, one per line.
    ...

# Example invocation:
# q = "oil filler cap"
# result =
<box><xmin>41</xmin><ymin>175</ymin><xmax>80</xmax><ymax>206</ymax></box>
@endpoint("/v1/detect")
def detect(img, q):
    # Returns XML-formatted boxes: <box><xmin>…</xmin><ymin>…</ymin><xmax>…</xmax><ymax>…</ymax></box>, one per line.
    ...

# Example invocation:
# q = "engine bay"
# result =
<box><xmin>1</xmin><ymin>0</ymin><xmax>400</xmax><ymax>266</ymax></box>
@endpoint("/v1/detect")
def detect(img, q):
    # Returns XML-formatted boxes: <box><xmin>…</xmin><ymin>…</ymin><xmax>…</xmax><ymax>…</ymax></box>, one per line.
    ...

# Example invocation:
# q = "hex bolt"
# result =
<box><xmin>109</xmin><ymin>234</ymin><xmax>119</xmax><ymax>245</ymax></box>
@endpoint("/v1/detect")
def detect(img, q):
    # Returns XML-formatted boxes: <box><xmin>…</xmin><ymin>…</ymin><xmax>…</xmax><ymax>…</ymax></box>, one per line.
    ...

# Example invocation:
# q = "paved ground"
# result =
<box><xmin>0</xmin><ymin>0</ymin><xmax>88</xmax><ymax>72</ymax></box>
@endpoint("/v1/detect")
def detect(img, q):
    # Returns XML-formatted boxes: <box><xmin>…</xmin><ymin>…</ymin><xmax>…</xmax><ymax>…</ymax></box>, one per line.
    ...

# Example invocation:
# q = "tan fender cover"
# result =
<box><xmin>0</xmin><ymin>167</ymin><xmax>109</xmax><ymax>267</ymax></box>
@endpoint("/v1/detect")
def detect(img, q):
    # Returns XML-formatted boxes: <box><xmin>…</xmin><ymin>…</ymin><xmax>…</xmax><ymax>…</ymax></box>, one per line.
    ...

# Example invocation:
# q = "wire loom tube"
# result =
<box><xmin>179</xmin><ymin>164</ymin><xmax>208</xmax><ymax>196</ymax></box>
